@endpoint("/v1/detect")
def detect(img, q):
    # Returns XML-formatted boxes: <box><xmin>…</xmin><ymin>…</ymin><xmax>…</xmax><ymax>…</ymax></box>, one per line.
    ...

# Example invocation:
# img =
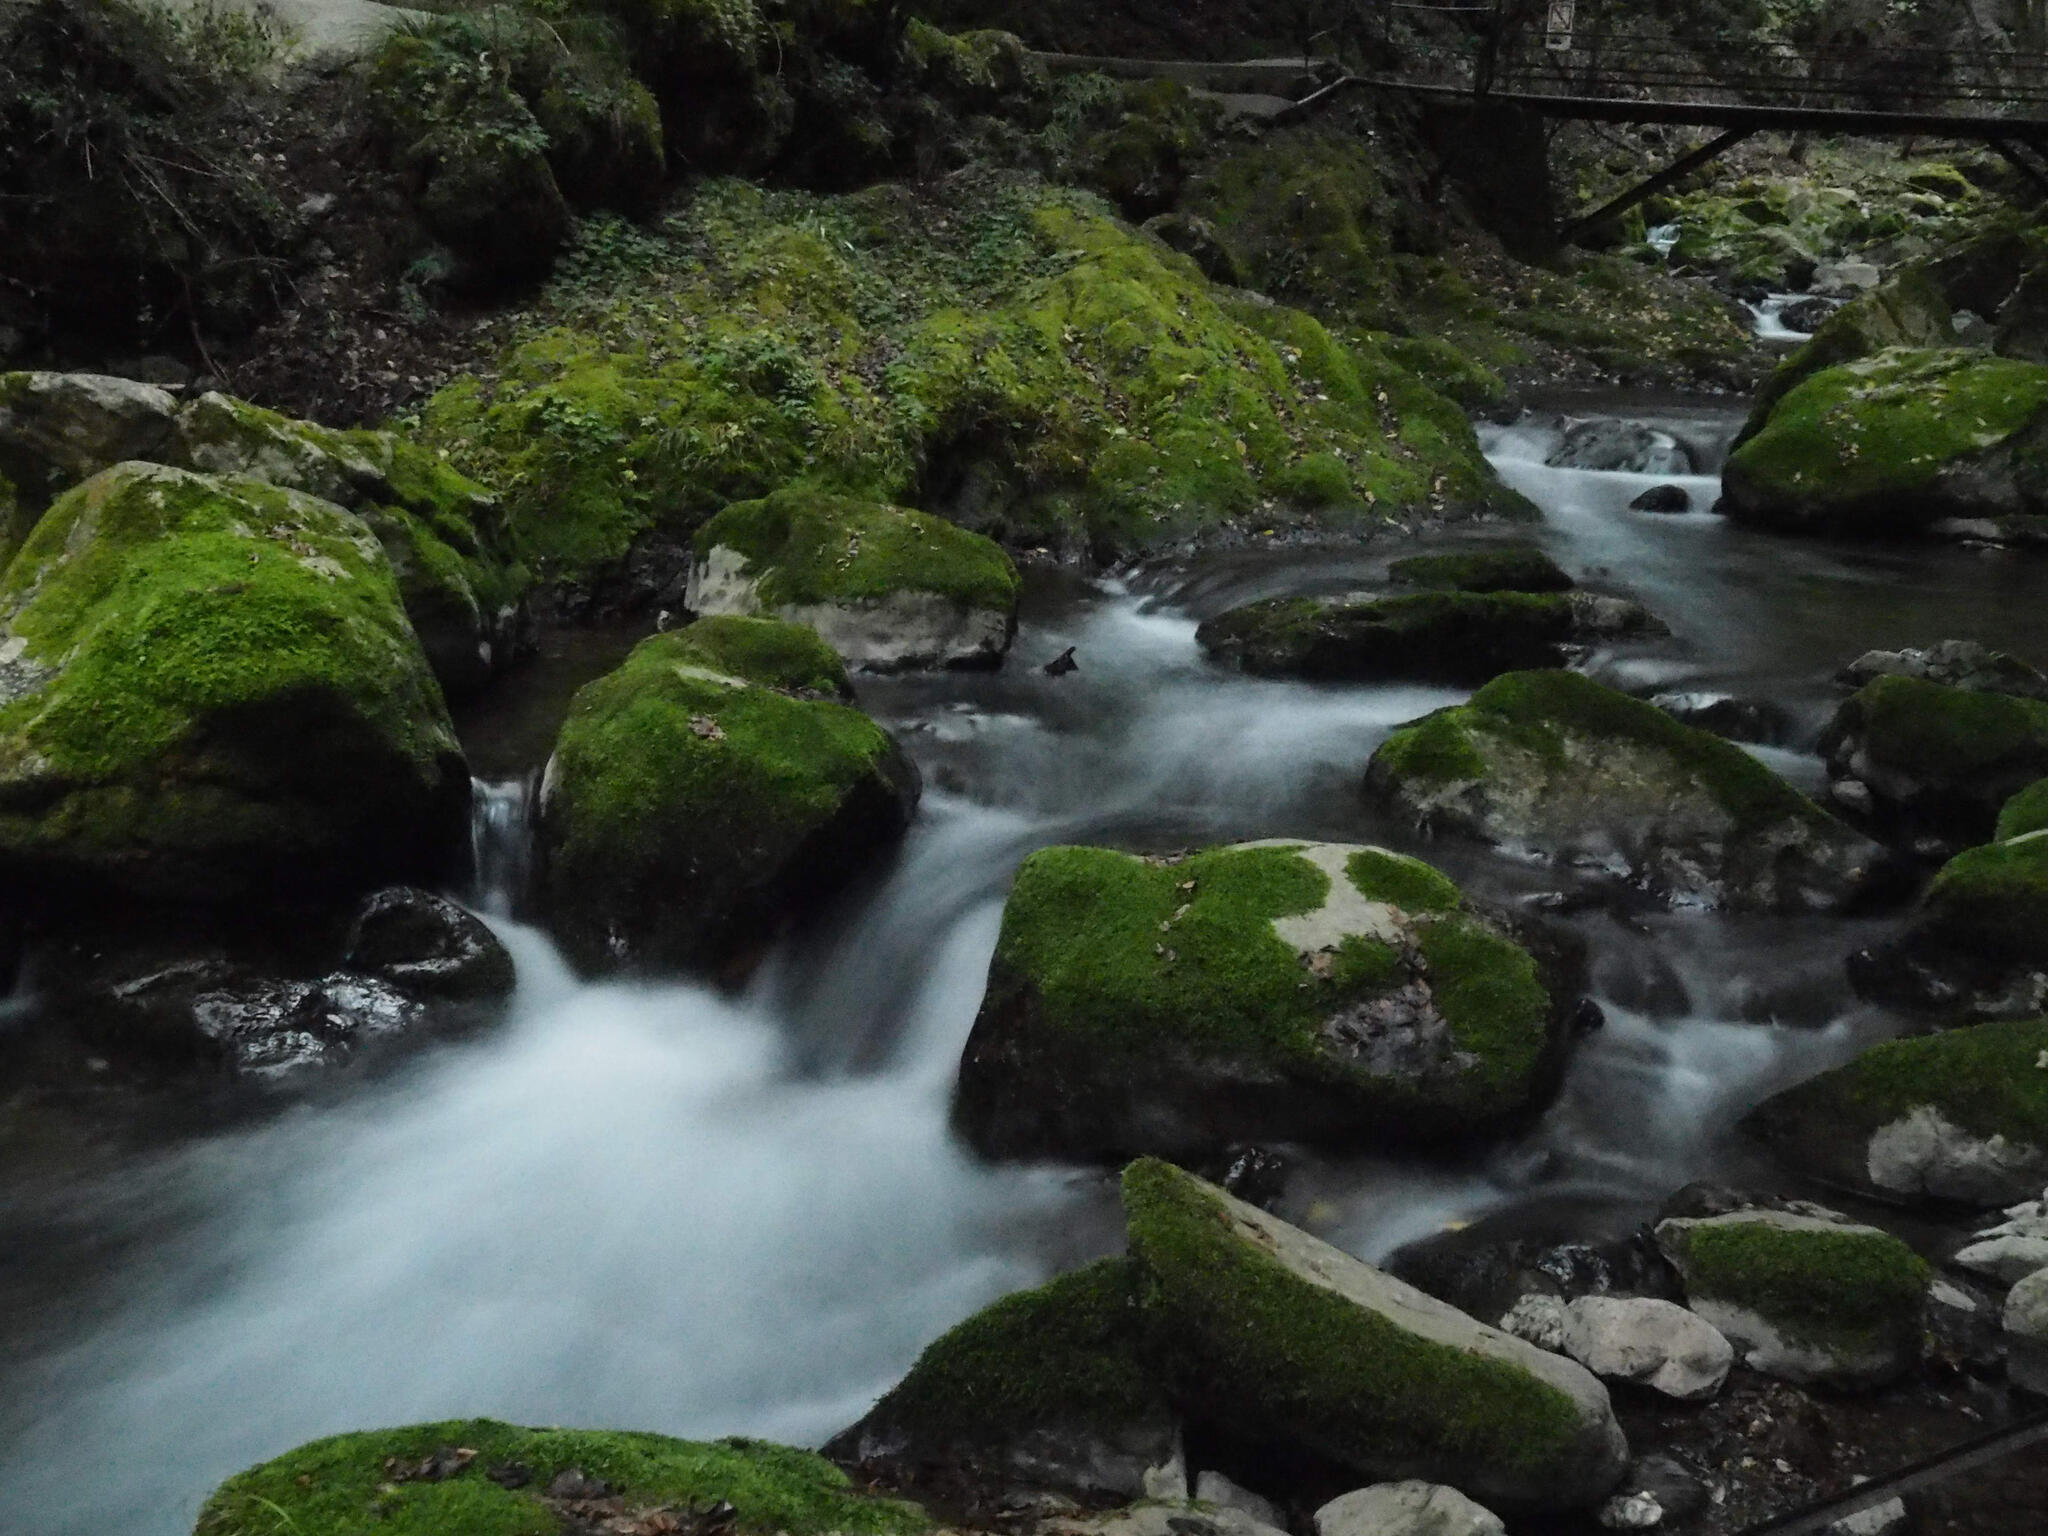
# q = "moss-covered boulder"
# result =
<box><xmin>953</xmin><ymin>841</ymin><xmax>1584</xmax><ymax>1164</ymax></box>
<box><xmin>1121</xmin><ymin>1159</ymin><xmax>1628</xmax><ymax>1512</ymax></box>
<box><xmin>415</xmin><ymin>176</ymin><xmax>1522</xmax><ymax>584</ymax></box>
<box><xmin>1196</xmin><ymin>591</ymin><xmax>1658</xmax><ymax>688</ymax></box>
<box><xmin>1819</xmin><ymin>675</ymin><xmax>2048</xmax><ymax>843</ymax></box>
<box><xmin>168</xmin><ymin>392</ymin><xmax>531</xmax><ymax>699</ymax></box>
<box><xmin>0</xmin><ymin>463</ymin><xmax>468</xmax><ymax>907</ymax></box>
<box><xmin>1744</xmin><ymin>1019</ymin><xmax>2048</xmax><ymax>1208</ymax></box>
<box><xmin>1365</xmin><ymin>672</ymin><xmax>1880</xmax><ymax>912</ymax></box>
<box><xmin>825</xmin><ymin>1258</ymin><xmax>1179</xmax><ymax>1502</ymax></box>
<box><xmin>1387</xmin><ymin>544</ymin><xmax>1573</xmax><ymax>594</ymax></box>
<box><xmin>1654</xmin><ymin>1209</ymin><xmax>1931</xmax><ymax>1390</ymax></box>
<box><xmin>1723</xmin><ymin>348</ymin><xmax>2048</xmax><ymax>537</ymax></box>
<box><xmin>1735</xmin><ymin>268</ymin><xmax>1953</xmax><ymax>445</ymax></box>
<box><xmin>1851</xmin><ymin>777</ymin><xmax>2048</xmax><ymax>1020</ymax></box>
<box><xmin>196</xmin><ymin>1420</ymin><xmax>930</xmax><ymax>1536</ymax></box>
<box><xmin>0</xmin><ymin>370</ymin><xmax>179</xmax><ymax>523</ymax></box>
<box><xmin>689</xmin><ymin>490</ymin><xmax>1020</xmax><ymax>671</ymax></box>
<box><xmin>538</xmin><ymin>616</ymin><xmax>919</xmax><ymax>972</ymax></box>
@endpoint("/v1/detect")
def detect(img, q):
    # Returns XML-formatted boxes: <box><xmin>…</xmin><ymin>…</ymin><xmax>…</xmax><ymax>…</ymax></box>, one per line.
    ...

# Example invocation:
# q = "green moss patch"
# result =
<box><xmin>1120</xmin><ymin>1158</ymin><xmax>1588</xmax><ymax>1483</ymax></box>
<box><xmin>1667</xmin><ymin>1219</ymin><xmax>1929</xmax><ymax>1355</ymax></box>
<box><xmin>696</xmin><ymin>489</ymin><xmax>1019</xmax><ymax>611</ymax></box>
<box><xmin>1832</xmin><ymin>675</ymin><xmax>2048</xmax><ymax>790</ymax></box>
<box><xmin>1999</xmin><ymin>777</ymin><xmax>2048</xmax><ymax>840</ymax></box>
<box><xmin>1346</xmin><ymin>847</ymin><xmax>1459</xmax><ymax>913</ymax></box>
<box><xmin>1762</xmin><ymin>1018</ymin><xmax>2048</xmax><ymax>1150</ymax></box>
<box><xmin>1387</xmin><ymin>545</ymin><xmax>1573</xmax><ymax>594</ymax></box>
<box><xmin>1922</xmin><ymin>837</ymin><xmax>2048</xmax><ymax>960</ymax></box>
<box><xmin>196</xmin><ymin>1421</ymin><xmax>929</xmax><ymax>1536</ymax></box>
<box><xmin>1377</xmin><ymin>671</ymin><xmax>1832</xmax><ymax>834</ymax></box>
<box><xmin>852</xmin><ymin>1258</ymin><xmax>1164</xmax><ymax>1445</ymax></box>
<box><xmin>411</xmin><ymin>172</ymin><xmax>1515</xmax><ymax>579</ymax></box>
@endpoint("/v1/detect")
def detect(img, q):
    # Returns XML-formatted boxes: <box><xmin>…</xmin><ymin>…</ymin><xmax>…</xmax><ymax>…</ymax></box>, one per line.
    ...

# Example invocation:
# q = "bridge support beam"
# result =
<box><xmin>1562</xmin><ymin>128</ymin><xmax>1757</xmax><ymax>243</ymax></box>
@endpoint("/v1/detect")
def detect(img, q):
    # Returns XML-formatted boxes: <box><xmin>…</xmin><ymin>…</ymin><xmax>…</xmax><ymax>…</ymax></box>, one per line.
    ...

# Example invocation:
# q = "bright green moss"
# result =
<box><xmin>1385</xmin><ymin>671</ymin><xmax>1833</xmax><ymax>834</ymax></box>
<box><xmin>413</xmin><ymin>173</ymin><xmax>1515</xmax><ymax>579</ymax></box>
<box><xmin>992</xmin><ymin>842</ymin><xmax>1552</xmax><ymax>1118</ymax></box>
<box><xmin>1730</xmin><ymin>348</ymin><xmax>2048</xmax><ymax>518</ymax></box>
<box><xmin>0</xmin><ymin>465</ymin><xmax>455</xmax><ymax>791</ymax></box>
<box><xmin>667</xmin><ymin>613</ymin><xmax>851</xmax><ymax>694</ymax></box>
<box><xmin>1346</xmin><ymin>847</ymin><xmax>1460</xmax><ymax>913</ymax></box>
<box><xmin>196</xmin><ymin>1421</ymin><xmax>930</xmax><ymax>1536</ymax></box>
<box><xmin>1739</xmin><ymin>268</ymin><xmax>1952</xmax><ymax>441</ymax></box>
<box><xmin>1270</xmin><ymin>452</ymin><xmax>1356</xmax><ymax>508</ymax></box>
<box><xmin>695</xmin><ymin>490</ymin><xmax>1019</xmax><ymax>611</ymax></box>
<box><xmin>1836</xmin><ymin>675</ymin><xmax>2048</xmax><ymax>786</ymax></box>
<box><xmin>1762</xmin><ymin>1018</ymin><xmax>2048</xmax><ymax>1149</ymax></box>
<box><xmin>1673</xmin><ymin>1221</ymin><xmax>1929</xmax><ymax>1354</ymax></box>
<box><xmin>1387</xmin><ymin>545</ymin><xmax>1573</xmax><ymax>594</ymax></box>
<box><xmin>1120</xmin><ymin>1159</ymin><xmax>1586</xmax><ymax>1481</ymax></box>
<box><xmin>1998</xmin><ymin>776</ymin><xmax>2048</xmax><ymax>840</ymax></box>
<box><xmin>858</xmin><ymin>1258</ymin><xmax>1164</xmax><ymax>1443</ymax></box>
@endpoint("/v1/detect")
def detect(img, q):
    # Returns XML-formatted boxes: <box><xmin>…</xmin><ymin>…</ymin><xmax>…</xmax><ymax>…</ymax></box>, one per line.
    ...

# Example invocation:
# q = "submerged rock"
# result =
<box><xmin>1628</xmin><ymin>484</ymin><xmax>1692</xmax><ymax>514</ymax></box>
<box><xmin>1820</xmin><ymin>675</ymin><xmax>2048</xmax><ymax>843</ymax></box>
<box><xmin>197</xmin><ymin>1420</ymin><xmax>931</xmax><ymax>1536</ymax></box>
<box><xmin>538</xmin><ymin>617</ymin><xmax>918</xmax><ymax>973</ymax></box>
<box><xmin>1197</xmin><ymin>592</ymin><xmax>1661</xmax><ymax>687</ymax></box>
<box><xmin>1724</xmin><ymin>348</ymin><xmax>2048</xmax><ymax>536</ymax></box>
<box><xmin>1386</xmin><ymin>544</ymin><xmax>1574</xmax><ymax>594</ymax></box>
<box><xmin>687</xmin><ymin>489</ymin><xmax>1020</xmax><ymax>672</ymax></box>
<box><xmin>1648</xmin><ymin>692</ymin><xmax>1794</xmax><ymax>746</ymax></box>
<box><xmin>344</xmin><ymin>887</ymin><xmax>515</xmax><ymax>1002</ymax></box>
<box><xmin>1851</xmin><ymin>779</ymin><xmax>2048</xmax><ymax>1020</ymax></box>
<box><xmin>1122</xmin><ymin>1159</ymin><xmax>1629</xmax><ymax>1512</ymax></box>
<box><xmin>953</xmin><ymin>841</ymin><xmax>1584</xmax><ymax>1164</ymax></box>
<box><xmin>1745</xmin><ymin>1019</ymin><xmax>2048</xmax><ymax>1207</ymax></box>
<box><xmin>825</xmin><ymin>1258</ymin><xmax>1179</xmax><ymax>1504</ymax></box>
<box><xmin>1654</xmin><ymin>1208</ymin><xmax>1929</xmax><ymax>1390</ymax></box>
<box><xmin>1838</xmin><ymin>639</ymin><xmax>2048</xmax><ymax>703</ymax></box>
<box><xmin>1365</xmin><ymin>672</ymin><xmax>1880</xmax><ymax>912</ymax></box>
<box><xmin>0</xmin><ymin>463</ymin><xmax>469</xmax><ymax>909</ymax></box>
<box><xmin>1546</xmin><ymin>419</ymin><xmax>1694</xmax><ymax>476</ymax></box>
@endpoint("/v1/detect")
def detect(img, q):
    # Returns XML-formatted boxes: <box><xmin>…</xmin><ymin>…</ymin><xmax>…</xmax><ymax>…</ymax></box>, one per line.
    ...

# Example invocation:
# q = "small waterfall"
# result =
<box><xmin>468</xmin><ymin>775</ymin><xmax>537</xmax><ymax>917</ymax></box>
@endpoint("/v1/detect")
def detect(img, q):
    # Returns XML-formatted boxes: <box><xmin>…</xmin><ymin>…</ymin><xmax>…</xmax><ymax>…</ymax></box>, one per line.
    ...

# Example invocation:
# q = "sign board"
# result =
<box><xmin>1546</xmin><ymin>0</ymin><xmax>1575</xmax><ymax>51</ymax></box>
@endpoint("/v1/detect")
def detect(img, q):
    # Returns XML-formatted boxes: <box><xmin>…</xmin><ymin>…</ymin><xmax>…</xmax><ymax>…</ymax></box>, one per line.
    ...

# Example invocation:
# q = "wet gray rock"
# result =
<box><xmin>0</xmin><ymin>370</ymin><xmax>179</xmax><ymax>510</ymax></box>
<box><xmin>345</xmin><ymin>887</ymin><xmax>515</xmax><ymax>1001</ymax></box>
<box><xmin>1837</xmin><ymin>640</ymin><xmax>2048</xmax><ymax>703</ymax></box>
<box><xmin>1195</xmin><ymin>1471</ymin><xmax>1284</xmax><ymax>1529</ymax></box>
<box><xmin>1926</xmin><ymin>1275</ymin><xmax>2007</xmax><ymax>1371</ymax></box>
<box><xmin>1559</xmin><ymin>1295</ymin><xmax>1734</xmax><ymax>1401</ymax></box>
<box><xmin>1546</xmin><ymin>419</ymin><xmax>1695</xmax><ymax>476</ymax></box>
<box><xmin>1628</xmin><ymin>484</ymin><xmax>1692</xmax><ymax>514</ymax></box>
<box><xmin>1500</xmin><ymin>1293</ymin><xmax>1570</xmax><ymax>1351</ymax></box>
<box><xmin>2006</xmin><ymin>1265</ymin><xmax>2048</xmax><ymax>1394</ymax></box>
<box><xmin>1314</xmin><ymin>1483</ymin><xmax>1505</xmax><ymax>1536</ymax></box>
<box><xmin>1780</xmin><ymin>297</ymin><xmax>1839</xmax><ymax>334</ymax></box>
<box><xmin>1649</xmin><ymin>692</ymin><xmax>1794</xmax><ymax>746</ymax></box>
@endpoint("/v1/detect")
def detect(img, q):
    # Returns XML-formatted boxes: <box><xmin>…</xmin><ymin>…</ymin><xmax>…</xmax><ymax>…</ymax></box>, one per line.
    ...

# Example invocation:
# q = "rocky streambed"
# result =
<box><xmin>3</xmin><ymin>394</ymin><xmax>2048</xmax><ymax>1534</ymax></box>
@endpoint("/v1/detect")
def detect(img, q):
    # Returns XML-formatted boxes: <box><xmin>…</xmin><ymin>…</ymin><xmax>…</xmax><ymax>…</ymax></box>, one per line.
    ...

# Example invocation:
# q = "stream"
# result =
<box><xmin>3</xmin><ymin>399</ymin><xmax>2046</xmax><ymax>1533</ymax></box>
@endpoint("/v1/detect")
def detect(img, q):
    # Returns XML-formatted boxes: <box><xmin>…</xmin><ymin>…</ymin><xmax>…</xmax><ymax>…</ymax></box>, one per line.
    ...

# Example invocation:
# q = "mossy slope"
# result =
<box><xmin>953</xmin><ymin>841</ymin><xmax>1573</xmax><ymax>1162</ymax></box>
<box><xmin>538</xmin><ymin>615</ymin><xmax>918</xmax><ymax>972</ymax></box>
<box><xmin>413</xmin><ymin>173</ymin><xmax>1521</xmax><ymax>579</ymax></box>
<box><xmin>0</xmin><ymin>462</ymin><xmax>467</xmax><ymax>906</ymax></box>
<box><xmin>197</xmin><ymin>1421</ymin><xmax>930</xmax><ymax>1536</ymax></box>
<box><xmin>1366</xmin><ymin>671</ymin><xmax>1876</xmax><ymax>911</ymax></box>
<box><xmin>1120</xmin><ymin>1158</ymin><xmax>1627</xmax><ymax>1512</ymax></box>
<box><xmin>1725</xmin><ymin>347</ymin><xmax>2048</xmax><ymax>534</ymax></box>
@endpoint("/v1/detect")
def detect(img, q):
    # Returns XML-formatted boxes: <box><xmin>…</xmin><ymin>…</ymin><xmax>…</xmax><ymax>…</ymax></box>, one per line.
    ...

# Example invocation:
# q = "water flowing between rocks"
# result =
<box><xmin>5</xmin><ymin>397</ymin><xmax>2048</xmax><ymax>1533</ymax></box>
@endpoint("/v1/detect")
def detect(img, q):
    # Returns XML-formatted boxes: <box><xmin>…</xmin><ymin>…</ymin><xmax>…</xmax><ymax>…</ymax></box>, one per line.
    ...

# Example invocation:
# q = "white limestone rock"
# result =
<box><xmin>1315</xmin><ymin>1482</ymin><xmax>1506</xmax><ymax>1536</ymax></box>
<box><xmin>1560</xmin><ymin>1295</ymin><xmax>1734</xmax><ymax>1401</ymax></box>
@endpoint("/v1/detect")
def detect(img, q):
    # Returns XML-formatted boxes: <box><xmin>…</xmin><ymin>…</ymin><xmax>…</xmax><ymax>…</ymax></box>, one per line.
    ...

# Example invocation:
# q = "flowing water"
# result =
<box><xmin>4</xmin><ymin>399</ymin><xmax>2048</xmax><ymax>1533</ymax></box>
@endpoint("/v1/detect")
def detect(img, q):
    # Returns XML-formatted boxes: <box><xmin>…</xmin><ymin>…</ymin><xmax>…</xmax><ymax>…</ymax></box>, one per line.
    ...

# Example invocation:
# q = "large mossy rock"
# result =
<box><xmin>825</xmin><ymin>1257</ymin><xmax>1179</xmax><ymax>1502</ymax></box>
<box><xmin>0</xmin><ymin>463</ymin><xmax>468</xmax><ymax>908</ymax></box>
<box><xmin>167</xmin><ymin>392</ymin><xmax>532</xmax><ymax>699</ymax></box>
<box><xmin>953</xmin><ymin>841</ymin><xmax>1582</xmax><ymax>1164</ymax></box>
<box><xmin>1852</xmin><ymin>779</ymin><xmax>2048</xmax><ymax>1019</ymax></box>
<box><xmin>689</xmin><ymin>490</ymin><xmax>1020</xmax><ymax>671</ymax></box>
<box><xmin>1820</xmin><ymin>675</ymin><xmax>2048</xmax><ymax>843</ymax></box>
<box><xmin>538</xmin><ymin>616</ymin><xmax>919</xmax><ymax>972</ymax></box>
<box><xmin>1364</xmin><ymin>672</ymin><xmax>1880</xmax><ymax>912</ymax></box>
<box><xmin>1121</xmin><ymin>1159</ymin><xmax>1628</xmax><ymax>1513</ymax></box>
<box><xmin>1723</xmin><ymin>348</ymin><xmax>2048</xmax><ymax>536</ymax></box>
<box><xmin>416</xmin><ymin>177</ymin><xmax>1523</xmax><ymax>584</ymax></box>
<box><xmin>1196</xmin><ymin>591</ymin><xmax>1658</xmax><ymax>688</ymax></box>
<box><xmin>1653</xmin><ymin>1209</ymin><xmax>1930</xmax><ymax>1390</ymax></box>
<box><xmin>1744</xmin><ymin>1019</ymin><xmax>2048</xmax><ymax>1208</ymax></box>
<box><xmin>196</xmin><ymin>1419</ymin><xmax>930</xmax><ymax>1536</ymax></box>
